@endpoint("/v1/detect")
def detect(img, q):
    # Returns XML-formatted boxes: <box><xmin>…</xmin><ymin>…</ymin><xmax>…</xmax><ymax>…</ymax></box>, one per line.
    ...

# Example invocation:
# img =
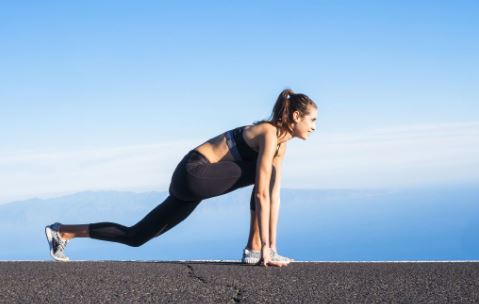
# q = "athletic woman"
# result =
<box><xmin>45</xmin><ymin>89</ymin><xmax>318</xmax><ymax>267</ymax></box>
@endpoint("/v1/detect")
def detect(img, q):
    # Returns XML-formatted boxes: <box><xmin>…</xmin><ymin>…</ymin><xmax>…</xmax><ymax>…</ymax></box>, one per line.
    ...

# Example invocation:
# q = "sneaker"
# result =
<box><xmin>45</xmin><ymin>222</ymin><xmax>70</xmax><ymax>262</ymax></box>
<box><xmin>241</xmin><ymin>248</ymin><xmax>261</xmax><ymax>264</ymax></box>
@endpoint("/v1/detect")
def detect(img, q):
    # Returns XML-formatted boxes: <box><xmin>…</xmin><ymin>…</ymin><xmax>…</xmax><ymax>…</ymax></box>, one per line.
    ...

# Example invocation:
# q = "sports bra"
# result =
<box><xmin>224</xmin><ymin>125</ymin><xmax>280</xmax><ymax>162</ymax></box>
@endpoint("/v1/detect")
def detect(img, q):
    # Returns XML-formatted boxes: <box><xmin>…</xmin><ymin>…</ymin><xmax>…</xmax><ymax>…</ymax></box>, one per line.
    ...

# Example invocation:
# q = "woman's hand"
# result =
<box><xmin>260</xmin><ymin>246</ymin><xmax>290</xmax><ymax>267</ymax></box>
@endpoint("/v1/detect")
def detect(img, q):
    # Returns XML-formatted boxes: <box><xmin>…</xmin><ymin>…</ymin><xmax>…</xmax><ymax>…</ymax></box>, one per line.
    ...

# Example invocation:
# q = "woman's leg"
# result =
<box><xmin>59</xmin><ymin>195</ymin><xmax>201</xmax><ymax>247</ymax></box>
<box><xmin>85</xmin><ymin>155</ymin><xmax>257</xmax><ymax>246</ymax></box>
<box><xmin>89</xmin><ymin>195</ymin><xmax>200</xmax><ymax>247</ymax></box>
<box><xmin>246</xmin><ymin>210</ymin><xmax>262</xmax><ymax>251</ymax></box>
<box><xmin>57</xmin><ymin>150</ymin><xmax>257</xmax><ymax>247</ymax></box>
<box><xmin>245</xmin><ymin>186</ymin><xmax>261</xmax><ymax>251</ymax></box>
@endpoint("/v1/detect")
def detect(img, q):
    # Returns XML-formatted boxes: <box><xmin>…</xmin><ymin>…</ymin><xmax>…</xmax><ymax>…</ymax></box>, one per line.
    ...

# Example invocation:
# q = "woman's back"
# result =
<box><xmin>194</xmin><ymin>122</ymin><xmax>279</xmax><ymax>164</ymax></box>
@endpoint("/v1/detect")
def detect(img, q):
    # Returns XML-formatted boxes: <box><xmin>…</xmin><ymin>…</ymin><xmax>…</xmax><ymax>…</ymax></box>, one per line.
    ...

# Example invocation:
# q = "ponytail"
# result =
<box><xmin>254</xmin><ymin>88</ymin><xmax>317</xmax><ymax>138</ymax></box>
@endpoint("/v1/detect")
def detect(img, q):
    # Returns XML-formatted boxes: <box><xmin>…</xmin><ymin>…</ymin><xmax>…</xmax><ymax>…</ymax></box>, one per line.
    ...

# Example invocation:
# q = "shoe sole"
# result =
<box><xmin>44</xmin><ymin>226</ymin><xmax>69</xmax><ymax>262</ymax></box>
<box><xmin>242</xmin><ymin>256</ymin><xmax>260</xmax><ymax>264</ymax></box>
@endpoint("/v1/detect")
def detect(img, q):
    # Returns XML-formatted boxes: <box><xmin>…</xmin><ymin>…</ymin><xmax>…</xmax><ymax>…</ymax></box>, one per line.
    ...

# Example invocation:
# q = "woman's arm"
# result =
<box><xmin>254</xmin><ymin>128</ymin><xmax>278</xmax><ymax>264</ymax></box>
<box><xmin>269</xmin><ymin>143</ymin><xmax>286</xmax><ymax>251</ymax></box>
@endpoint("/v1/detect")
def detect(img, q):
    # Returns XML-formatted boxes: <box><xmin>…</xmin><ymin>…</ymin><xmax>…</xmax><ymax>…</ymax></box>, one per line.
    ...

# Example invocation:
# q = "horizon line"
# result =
<box><xmin>1</xmin><ymin>260</ymin><xmax>479</xmax><ymax>263</ymax></box>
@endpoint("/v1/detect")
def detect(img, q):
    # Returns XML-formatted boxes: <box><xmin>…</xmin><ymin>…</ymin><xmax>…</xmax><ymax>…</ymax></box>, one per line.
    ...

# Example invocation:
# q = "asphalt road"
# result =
<box><xmin>1</xmin><ymin>261</ymin><xmax>478</xmax><ymax>303</ymax></box>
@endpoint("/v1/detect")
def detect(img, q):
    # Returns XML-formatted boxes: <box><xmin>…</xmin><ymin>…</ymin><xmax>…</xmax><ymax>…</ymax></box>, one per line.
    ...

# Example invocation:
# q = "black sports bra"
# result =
<box><xmin>225</xmin><ymin>125</ymin><xmax>280</xmax><ymax>162</ymax></box>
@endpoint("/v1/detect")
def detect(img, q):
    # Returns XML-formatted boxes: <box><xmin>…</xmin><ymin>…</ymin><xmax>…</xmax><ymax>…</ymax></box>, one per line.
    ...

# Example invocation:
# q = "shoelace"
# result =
<box><xmin>54</xmin><ymin>235</ymin><xmax>68</xmax><ymax>252</ymax></box>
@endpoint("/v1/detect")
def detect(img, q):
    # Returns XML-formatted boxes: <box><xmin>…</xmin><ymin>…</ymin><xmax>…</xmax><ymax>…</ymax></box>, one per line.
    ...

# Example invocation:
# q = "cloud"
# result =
<box><xmin>0</xmin><ymin>139</ymin><xmax>198</xmax><ymax>204</ymax></box>
<box><xmin>283</xmin><ymin>121</ymin><xmax>479</xmax><ymax>188</ymax></box>
<box><xmin>1</xmin><ymin>121</ymin><xmax>478</xmax><ymax>204</ymax></box>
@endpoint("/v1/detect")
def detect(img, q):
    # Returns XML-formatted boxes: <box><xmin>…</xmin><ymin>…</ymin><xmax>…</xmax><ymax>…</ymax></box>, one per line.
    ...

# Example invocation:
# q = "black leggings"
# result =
<box><xmin>89</xmin><ymin>150</ymin><xmax>257</xmax><ymax>247</ymax></box>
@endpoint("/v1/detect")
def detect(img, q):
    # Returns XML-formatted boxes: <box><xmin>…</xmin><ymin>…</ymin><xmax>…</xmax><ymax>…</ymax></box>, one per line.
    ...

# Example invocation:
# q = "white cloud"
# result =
<box><xmin>1</xmin><ymin>121</ymin><xmax>478</xmax><ymax>204</ymax></box>
<box><xmin>0</xmin><ymin>139</ymin><xmax>198</xmax><ymax>204</ymax></box>
<box><xmin>283</xmin><ymin>121</ymin><xmax>479</xmax><ymax>189</ymax></box>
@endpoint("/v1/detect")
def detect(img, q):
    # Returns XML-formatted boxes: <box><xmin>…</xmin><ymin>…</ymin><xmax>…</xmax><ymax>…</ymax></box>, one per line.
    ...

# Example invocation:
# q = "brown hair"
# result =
<box><xmin>253</xmin><ymin>89</ymin><xmax>317</xmax><ymax>138</ymax></box>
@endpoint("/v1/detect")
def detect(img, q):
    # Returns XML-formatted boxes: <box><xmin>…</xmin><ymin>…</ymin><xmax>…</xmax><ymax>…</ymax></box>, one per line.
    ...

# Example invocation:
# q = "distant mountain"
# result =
<box><xmin>1</xmin><ymin>185</ymin><xmax>478</xmax><ymax>261</ymax></box>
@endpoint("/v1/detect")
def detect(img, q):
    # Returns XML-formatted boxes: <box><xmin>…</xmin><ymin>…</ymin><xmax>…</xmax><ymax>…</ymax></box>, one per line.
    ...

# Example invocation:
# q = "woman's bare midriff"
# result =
<box><xmin>193</xmin><ymin>125</ymin><xmax>260</xmax><ymax>164</ymax></box>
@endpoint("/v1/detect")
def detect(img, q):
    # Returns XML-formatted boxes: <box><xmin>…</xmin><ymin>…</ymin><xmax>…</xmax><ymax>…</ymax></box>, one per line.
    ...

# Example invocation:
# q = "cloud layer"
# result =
<box><xmin>1</xmin><ymin>121</ymin><xmax>478</xmax><ymax>204</ymax></box>
<box><xmin>284</xmin><ymin>121</ymin><xmax>479</xmax><ymax>188</ymax></box>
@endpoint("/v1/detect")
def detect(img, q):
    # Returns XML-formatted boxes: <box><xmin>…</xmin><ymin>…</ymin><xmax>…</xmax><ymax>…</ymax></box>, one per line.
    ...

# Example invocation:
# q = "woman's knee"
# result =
<box><xmin>124</xmin><ymin>229</ymin><xmax>151</xmax><ymax>247</ymax></box>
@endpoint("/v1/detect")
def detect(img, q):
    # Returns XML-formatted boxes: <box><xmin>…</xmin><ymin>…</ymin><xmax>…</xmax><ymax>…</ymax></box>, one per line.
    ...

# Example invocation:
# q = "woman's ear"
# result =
<box><xmin>292</xmin><ymin>110</ymin><xmax>301</xmax><ymax>123</ymax></box>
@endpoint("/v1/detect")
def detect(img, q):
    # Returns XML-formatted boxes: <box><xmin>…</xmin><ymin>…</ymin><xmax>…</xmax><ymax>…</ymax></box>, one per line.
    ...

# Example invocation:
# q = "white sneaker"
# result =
<box><xmin>241</xmin><ymin>248</ymin><xmax>261</xmax><ymax>264</ymax></box>
<box><xmin>45</xmin><ymin>222</ymin><xmax>70</xmax><ymax>262</ymax></box>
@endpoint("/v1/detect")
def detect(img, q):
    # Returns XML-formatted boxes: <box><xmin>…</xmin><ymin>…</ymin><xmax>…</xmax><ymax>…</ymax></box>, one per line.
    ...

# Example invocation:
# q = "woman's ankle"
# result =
<box><xmin>246</xmin><ymin>244</ymin><xmax>261</xmax><ymax>252</ymax></box>
<box><xmin>58</xmin><ymin>224</ymin><xmax>90</xmax><ymax>239</ymax></box>
<box><xmin>60</xmin><ymin>232</ymin><xmax>73</xmax><ymax>240</ymax></box>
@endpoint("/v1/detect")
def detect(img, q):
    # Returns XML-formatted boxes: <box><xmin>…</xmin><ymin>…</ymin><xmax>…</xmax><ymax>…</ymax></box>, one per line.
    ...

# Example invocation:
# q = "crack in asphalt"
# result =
<box><xmin>185</xmin><ymin>264</ymin><xmax>207</xmax><ymax>284</ymax></box>
<box><xmin>184</xmin><ymin>263</ymin><xmax>244</xmax><ymax>303</ymax></box>
<box><xmin>227</xmin><ymin>283</ymin><xmax>242</xmax><ymax>303</ymax></box>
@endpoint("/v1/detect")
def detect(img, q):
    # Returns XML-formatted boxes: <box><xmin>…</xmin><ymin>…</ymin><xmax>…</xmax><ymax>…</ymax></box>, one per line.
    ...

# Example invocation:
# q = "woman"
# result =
<box><xmin>45</xmin><ymin>89</ymin><xmax>318</xmax><ymax>267</ymax></box>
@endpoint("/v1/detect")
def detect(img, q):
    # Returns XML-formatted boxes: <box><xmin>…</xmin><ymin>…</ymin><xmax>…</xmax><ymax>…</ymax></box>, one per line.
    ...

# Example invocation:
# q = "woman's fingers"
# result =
<box><xmin>265</xmin><ymin>260</ymin><xmax>289</xmax><ymax>267</ymax></box>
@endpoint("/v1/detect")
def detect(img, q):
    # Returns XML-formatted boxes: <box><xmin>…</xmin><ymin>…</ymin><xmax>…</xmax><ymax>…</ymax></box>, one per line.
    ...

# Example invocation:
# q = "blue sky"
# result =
<box><xmin>1</xmin><ymin>1</ymin><xmax>478</xmax><ymax>203</ymax></box>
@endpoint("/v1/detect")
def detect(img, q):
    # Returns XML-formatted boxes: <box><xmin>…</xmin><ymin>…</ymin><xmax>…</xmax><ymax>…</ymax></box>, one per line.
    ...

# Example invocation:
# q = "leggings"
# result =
<box><xmin>89</xmin><ymin>150</ymin><xmax>257</xmax><ymax>247</ymax></box>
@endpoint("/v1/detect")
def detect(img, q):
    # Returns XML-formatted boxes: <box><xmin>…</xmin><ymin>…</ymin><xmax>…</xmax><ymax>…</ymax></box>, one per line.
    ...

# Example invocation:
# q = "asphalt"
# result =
<box><xmin>1</xmin><ymin>261</ymin><xmax>478</xmax><ymax>303</ymax></box>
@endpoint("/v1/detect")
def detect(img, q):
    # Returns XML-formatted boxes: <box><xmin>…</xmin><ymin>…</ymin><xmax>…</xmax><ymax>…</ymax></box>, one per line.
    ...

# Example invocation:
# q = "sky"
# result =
<box><xmin>1</xmin><ymin>1</ymin><xmax>478</xmax><ymax>204</ymax></box>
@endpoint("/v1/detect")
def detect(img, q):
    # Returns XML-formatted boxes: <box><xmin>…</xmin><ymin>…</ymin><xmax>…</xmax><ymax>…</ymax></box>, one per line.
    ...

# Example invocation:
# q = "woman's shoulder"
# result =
<box><xmin>250</xmin><ymin>120</ymin><xmax>277</xmax><ymax>134</ymax></box>
<box><xmin>244</xmin><ymin>122</ymin><xmax>277</xmax><ymax>142</ymax></box>
<box><xmin>249</xmin><ymin>122</ymin><xmax>281</xmax><ymax>146</ymax></box>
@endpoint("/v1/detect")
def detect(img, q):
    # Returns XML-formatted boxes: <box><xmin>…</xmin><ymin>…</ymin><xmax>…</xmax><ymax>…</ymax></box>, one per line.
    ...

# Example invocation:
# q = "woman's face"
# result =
<box><xmin>292</xmin><ymin>106</ymin><xmax>318</xmax><ymax>140</ymax></box>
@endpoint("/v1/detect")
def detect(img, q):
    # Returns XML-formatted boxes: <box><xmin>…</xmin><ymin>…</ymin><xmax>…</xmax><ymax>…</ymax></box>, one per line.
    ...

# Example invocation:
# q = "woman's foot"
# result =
<box><xmin>271</xmin><ymin>249</ymin><xmax>294</xmax><ymax>262</ymax></box>
<box><xmin>45</xmin><ymin>222</ymin><xmax>70</xmax><ymax>262</ymax></box>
